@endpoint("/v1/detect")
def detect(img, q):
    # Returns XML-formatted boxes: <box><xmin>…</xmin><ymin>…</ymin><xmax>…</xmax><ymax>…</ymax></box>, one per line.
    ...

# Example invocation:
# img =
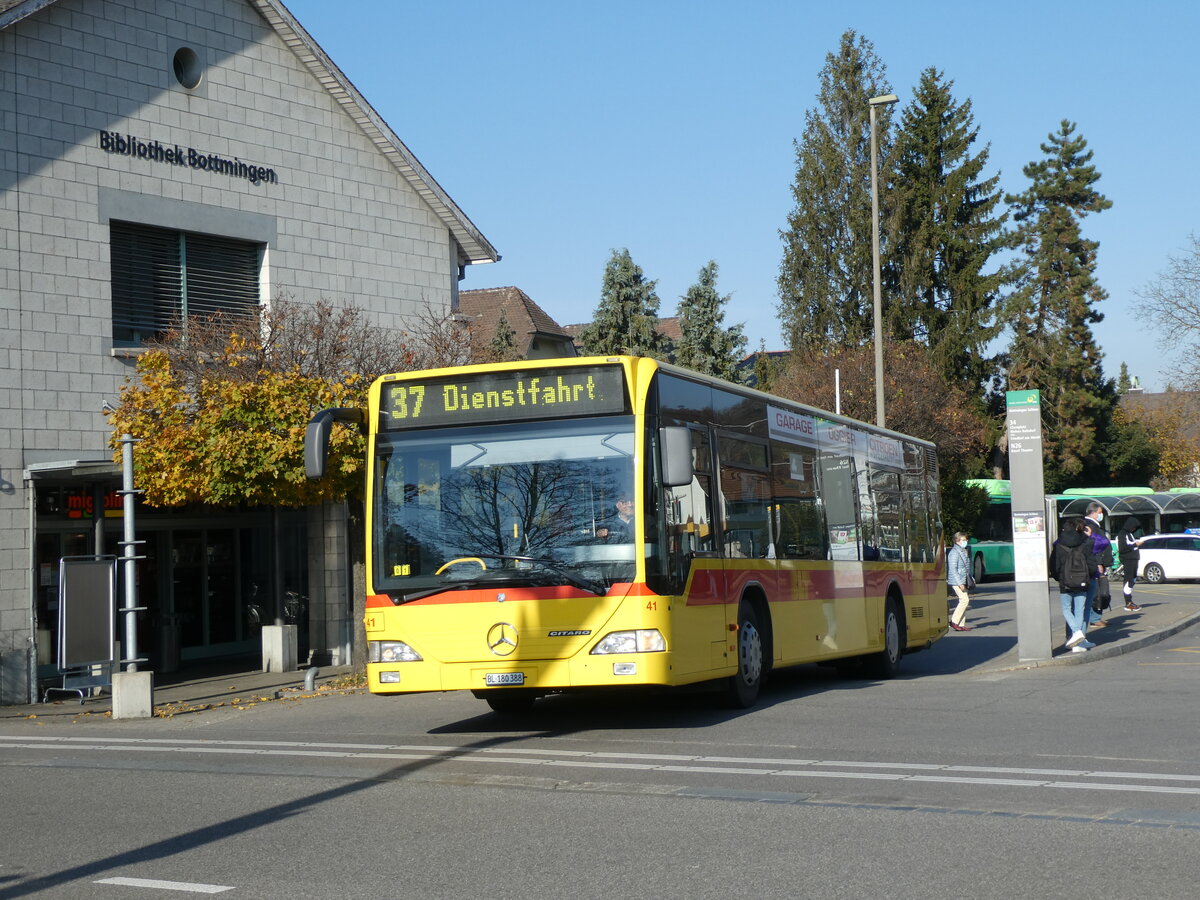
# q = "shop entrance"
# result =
<box><xmin>33</xmin><ymin>483</ymin><xmax>307</xmax><ymax>677</ymax></box>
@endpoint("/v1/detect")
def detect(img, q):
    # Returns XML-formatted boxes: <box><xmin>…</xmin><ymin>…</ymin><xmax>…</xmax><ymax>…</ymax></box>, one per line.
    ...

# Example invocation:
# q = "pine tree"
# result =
<box><xmin>778</xmin><ymin>29</ymin><xmax>893</xmax><ymax>352</ymax></box>
<box><xmin>488</xmin><ymin>308</ymin><xmax>518</xmax><ymax>362</ymax></box>
<box><xmin>1117</xmin><ymin>362</ymin><xmax>1132</xmax><ymax>394</ymax></box>
<box><xmin>1004</xmin><ymin>120</ymin><xmax>1112</xmax><ymax>488</ymax></box>
<box><xmin>675</xmin><ymin>260</ymin><xmax>747</xmax><ymax>381</ymax></box>
<box><xmin>579</xmin><ymin>249</ymin><xmax>670</xmax><ymax>359</ymax></box>
<box><xmin>886</xmin><ymin>67</ymin><xmax>1013</xmax><ymax>392</ymax></box>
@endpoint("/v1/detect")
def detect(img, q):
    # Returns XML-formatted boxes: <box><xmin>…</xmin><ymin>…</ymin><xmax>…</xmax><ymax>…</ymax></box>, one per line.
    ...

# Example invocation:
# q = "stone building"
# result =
<box><xmin>1</xmin><ymin>0</ymin><xmax>498</xmax><ymax>702</ymax></box>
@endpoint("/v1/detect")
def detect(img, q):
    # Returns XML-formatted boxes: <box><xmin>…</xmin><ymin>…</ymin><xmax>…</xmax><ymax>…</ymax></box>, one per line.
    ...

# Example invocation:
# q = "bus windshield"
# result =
<box><xmin>372</xmin><ymin>416</ymin><xmax>637</xmax><ymax>598</ymax></box>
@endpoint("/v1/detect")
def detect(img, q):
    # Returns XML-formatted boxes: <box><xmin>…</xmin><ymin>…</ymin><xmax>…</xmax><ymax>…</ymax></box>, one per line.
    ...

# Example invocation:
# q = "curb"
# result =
<box><xmin>982</xmin><ymin>609</ymin><xmax>1200</xmax><ymax>672</ymax></box>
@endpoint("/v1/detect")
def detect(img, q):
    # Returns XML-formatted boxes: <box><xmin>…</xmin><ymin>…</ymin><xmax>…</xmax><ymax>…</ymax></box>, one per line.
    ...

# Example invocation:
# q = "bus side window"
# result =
<box><xmin>717</xmin><ymin>434</ymin><xmax>771</xmax><ymax>558</ymax></box>
<box><xmin>770</xmin><ymin>440</ymin><xmax>827</xmax><ymax>559</ymax></box>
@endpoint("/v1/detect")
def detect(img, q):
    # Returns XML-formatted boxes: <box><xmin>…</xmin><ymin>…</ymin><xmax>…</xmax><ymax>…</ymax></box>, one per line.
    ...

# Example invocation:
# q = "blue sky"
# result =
<box><xmin>284</xmin><ymin>0</ymin><xmax>1200</xmax><ymax>392</ymax></box>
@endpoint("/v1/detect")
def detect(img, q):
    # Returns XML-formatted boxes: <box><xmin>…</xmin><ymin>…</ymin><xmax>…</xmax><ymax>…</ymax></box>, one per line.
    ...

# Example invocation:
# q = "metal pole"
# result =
<box><xmin>870</xmin><ymin>102</ymin><xmax>885</xmax><ymax>428</ymax></box>
<box><xmin>120</xmin><ymin>434</ymin><xmax>141</xmax><ymax>672</ymax></box>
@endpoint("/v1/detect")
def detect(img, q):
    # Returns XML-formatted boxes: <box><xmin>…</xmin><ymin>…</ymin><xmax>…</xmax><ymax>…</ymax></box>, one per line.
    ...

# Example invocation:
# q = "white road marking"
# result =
<box><xmin>95</xmin><ymin>876</ymin><xmax>234</xmax><ymax>893</ymax></box>
<box><xmin>5</xmin><ymin>734</ymin><xmax>1200</xmax><ymax>797</ymax></box>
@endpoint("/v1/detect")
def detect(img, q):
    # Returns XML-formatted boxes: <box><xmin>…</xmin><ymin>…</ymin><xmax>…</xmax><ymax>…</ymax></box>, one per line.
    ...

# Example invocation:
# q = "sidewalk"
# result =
<box><xmin>2</xmin><ymin>660</ymin><xmax>360</xmax><ymax>720</ymax></box>
<box><xmin>950</xmin><ymin>579</ymin><xmax>1200</xmax><ymax>673</ymax></box>
<box><xmin>6</xmin><ymin>582</ymin><xmax>1199</xmax><ymax>718</ymax></box>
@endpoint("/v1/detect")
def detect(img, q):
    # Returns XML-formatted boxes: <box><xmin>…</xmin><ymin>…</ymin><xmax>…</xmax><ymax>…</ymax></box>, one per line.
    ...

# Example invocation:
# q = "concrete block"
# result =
<box><xmin>112</xmin><ymin>670</ymin><xmax>154</xmax><ymax>719</ymax></box>
<box><xmin>261</xmin><ymin>624</ymin><xmax>297</xmax><ymax>673</ymax></box>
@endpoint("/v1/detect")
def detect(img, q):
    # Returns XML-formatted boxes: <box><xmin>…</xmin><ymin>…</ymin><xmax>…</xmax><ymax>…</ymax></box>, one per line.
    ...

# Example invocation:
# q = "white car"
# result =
<box><xmin>1134</xmin><ymin>534</ymin><xmax>1200</xmax><ymax>583</ymax></box>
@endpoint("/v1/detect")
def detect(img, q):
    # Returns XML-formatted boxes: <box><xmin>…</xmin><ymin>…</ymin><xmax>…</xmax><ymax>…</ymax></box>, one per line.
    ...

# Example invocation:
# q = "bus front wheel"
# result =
<box><xmin>865</xmin><ymin>596</ymin><xmax>903</xmax><ymax>679</ymax></box>
<box><xmin>724</xmin><ymin>602</ymin><xmax>764</xmax><ymax>708</ymax></box>
<box><xmin>475</xmin><ymin>689</ymin><xmax>538</xmax><ymax>715</ymax></box>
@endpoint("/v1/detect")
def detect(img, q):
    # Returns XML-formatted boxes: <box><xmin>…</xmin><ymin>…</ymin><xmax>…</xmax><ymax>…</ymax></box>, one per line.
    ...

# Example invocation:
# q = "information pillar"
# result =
<box><xmin>1007</xmin><ymin>390</ymin><xmax>1052</xmax><ymax>661</ymax></box>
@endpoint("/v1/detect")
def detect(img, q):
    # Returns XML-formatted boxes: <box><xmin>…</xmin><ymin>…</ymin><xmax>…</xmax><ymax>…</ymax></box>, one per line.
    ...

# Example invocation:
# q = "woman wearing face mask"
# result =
<box><xmin>946</xmin><ymin>531</ymin><xmax>973</xmax><ymax>631</ymax></box>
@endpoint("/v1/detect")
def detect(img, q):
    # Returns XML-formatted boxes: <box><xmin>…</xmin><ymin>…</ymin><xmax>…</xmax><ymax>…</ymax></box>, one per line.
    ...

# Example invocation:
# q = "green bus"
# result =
<box><xmin>965</xmin><ymin>478</ymin><xmax>1013</xmax><ymax>583</ymax></box>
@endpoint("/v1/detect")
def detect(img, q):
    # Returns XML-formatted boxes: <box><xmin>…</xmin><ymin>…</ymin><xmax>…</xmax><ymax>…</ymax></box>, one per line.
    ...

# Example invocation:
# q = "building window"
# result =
<box><xmin>173</xmin><ymin>47</ymin><xmax>204</xmax><ymax>89</ymax></box>
<box><xmin>110</xmin><ymin>221</ymin><xmax>262</xmax><ymax>346</ymax></box>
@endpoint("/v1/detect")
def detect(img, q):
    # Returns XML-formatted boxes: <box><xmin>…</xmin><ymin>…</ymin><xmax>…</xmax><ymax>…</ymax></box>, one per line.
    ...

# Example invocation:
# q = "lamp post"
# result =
<box><xmin>869</xmin><ymin>92</ymin><xmax>898</xmax><ymax>427</ymax></box>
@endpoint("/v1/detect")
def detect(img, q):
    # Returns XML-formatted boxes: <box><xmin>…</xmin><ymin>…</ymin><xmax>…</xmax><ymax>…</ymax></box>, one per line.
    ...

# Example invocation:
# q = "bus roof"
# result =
<box><xmin>964</xmin><ymin>478</ymin><xmax>1010</xmax><ymax>500</ymax></box>
<box><xmin>1059</xmin><ymin>486</ymin><xmax>1154</xmax><ymax>497</ymax></box>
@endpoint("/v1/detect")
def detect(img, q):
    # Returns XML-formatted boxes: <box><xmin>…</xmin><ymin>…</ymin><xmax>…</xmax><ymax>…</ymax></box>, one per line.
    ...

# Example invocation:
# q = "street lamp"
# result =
<box><xmin>868</xmin><ymin>92</ymin><xmax>898</xmax><ymax>428</ymax></box>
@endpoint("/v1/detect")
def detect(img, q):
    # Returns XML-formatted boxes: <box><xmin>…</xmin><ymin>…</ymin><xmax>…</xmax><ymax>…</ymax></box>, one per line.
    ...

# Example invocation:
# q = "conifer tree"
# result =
<box><xmin>1004</xmin><ymin>120</ymin><xmax>1112</xmax><ymax>488</ymax></box>
<box><xmin>778</xmin><ymin>29</ymin><xmax>893</xmax><ymax>352</ymax></box>
<box><xmin>886</xmin><ymin>67</ymin><xmax>1013</xmax><ymax>392</ymax></box>
<box><xmin>675</xmin><ymin>260</ymin><xmax>747</xmax><ymax>381</ymax></box>
<box><xmin>579</xmin><ymin>249</ymin><xmax>670</xmax><ymax>359</ymax></box>
<box><xmin>1117</xmin><ymin>362</ymin><xmax>1132</xmax><ymax>394</ymax></box>
<box><xmin>488</xmin><ymin>308</ymin><xmax>518</xmax><ymax>362</ymax></box>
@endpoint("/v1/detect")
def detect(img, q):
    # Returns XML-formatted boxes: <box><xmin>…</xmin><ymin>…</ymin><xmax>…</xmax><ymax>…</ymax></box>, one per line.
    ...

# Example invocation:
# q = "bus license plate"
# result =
<box><xmin>485</xmin><ymin>672</ymin><xmax>524</xmax><ymax>686</ymax></box>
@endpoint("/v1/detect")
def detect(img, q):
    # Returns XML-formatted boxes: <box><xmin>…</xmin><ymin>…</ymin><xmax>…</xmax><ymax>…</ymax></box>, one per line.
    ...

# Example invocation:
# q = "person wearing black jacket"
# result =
<box><xmin>1052</xmin><ymin>519</ymin><xmax>1097</xmax><ymax>652</ymax></box>
<box><xmin>1116</xmin><ymin>517</ymin><xmax>1144</xmax><ymax>612</ymax></box>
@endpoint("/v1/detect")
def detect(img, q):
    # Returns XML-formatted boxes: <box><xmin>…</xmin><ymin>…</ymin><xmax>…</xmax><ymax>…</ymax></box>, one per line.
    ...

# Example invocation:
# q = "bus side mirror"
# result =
<box><xmin>305</xmin><ymin>407</ymin><xmax>365</xmax><ymax>480</ymax></box>
<box><xmin>660</xmin><ymin>426</ymin><xmax>694</xmax><ymax>488</ymax></box>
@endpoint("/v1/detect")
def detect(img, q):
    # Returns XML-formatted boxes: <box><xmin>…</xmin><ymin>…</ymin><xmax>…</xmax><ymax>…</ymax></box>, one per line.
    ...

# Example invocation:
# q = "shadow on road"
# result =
<box><xmin>0</xmin><ymin>730</ymin><xmax>551</xmax><ymax>898</ymax></box>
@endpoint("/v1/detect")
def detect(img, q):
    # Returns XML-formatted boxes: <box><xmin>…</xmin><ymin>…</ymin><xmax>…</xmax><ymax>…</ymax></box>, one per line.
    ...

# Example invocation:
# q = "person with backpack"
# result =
<box><xmin>1116</xmin><ymin>516</ymin><xmax>1144</xmax><ymax>612</ymax></box>
<box><xmin>1052</xmin><ymin>519</ymin><xmax>1096</xmax><ymax>652</ymax></box>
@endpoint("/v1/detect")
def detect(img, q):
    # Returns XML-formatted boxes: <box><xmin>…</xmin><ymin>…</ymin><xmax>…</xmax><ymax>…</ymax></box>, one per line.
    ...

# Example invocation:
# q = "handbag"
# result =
<box><xmin>1093</xmin><ymin>574</ymin><xmax>1111</xmax><ymax>614</ymax></box>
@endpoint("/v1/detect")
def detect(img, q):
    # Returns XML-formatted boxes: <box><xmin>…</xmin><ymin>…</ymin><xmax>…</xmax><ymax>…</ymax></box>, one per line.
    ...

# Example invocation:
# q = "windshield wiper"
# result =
<box><xmin>392</xmin><ymin>557</ymin><xmax>606</xmax><ymax>604</ymax></box>
<box><xmin>476</xmin><ymin>554</ymin><xmax>606</xmax><ymax>597</ymax></box>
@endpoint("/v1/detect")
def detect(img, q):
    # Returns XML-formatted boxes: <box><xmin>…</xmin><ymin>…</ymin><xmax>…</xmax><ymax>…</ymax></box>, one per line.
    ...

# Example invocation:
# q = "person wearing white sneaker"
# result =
<box><xmin>1116</xmin><ymin>517</ymin><xmax>1145</xmax><ymax>612</ymax></box>
<box><xmin>1051</xmin><ymin>520</ymin><xmax>1097</xmax><ymax>654</ymax></box>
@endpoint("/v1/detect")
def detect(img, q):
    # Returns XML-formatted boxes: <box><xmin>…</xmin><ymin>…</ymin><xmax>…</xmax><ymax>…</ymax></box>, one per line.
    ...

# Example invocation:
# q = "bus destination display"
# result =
<box><xmin>380</xmin><ymin>365</ymin><xmax>629</xmax><ymax>429</ymax></box>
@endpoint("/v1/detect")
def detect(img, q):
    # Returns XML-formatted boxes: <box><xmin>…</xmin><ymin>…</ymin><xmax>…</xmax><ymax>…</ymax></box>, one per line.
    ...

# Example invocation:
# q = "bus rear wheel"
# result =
<box><xmin>724</xmin><ymin>602</ymin><xmax>764</xmax><ymax>708</ymax></box>
<box><xmin>972</xmin><ymin>553</ymin><xmax>986</xmax><ymax>584</ymax></box>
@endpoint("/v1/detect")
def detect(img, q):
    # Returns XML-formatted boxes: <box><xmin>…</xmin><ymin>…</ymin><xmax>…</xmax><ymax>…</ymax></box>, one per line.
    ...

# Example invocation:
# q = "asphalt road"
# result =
<box><xmin>3</xmin><ymin>622</ymin><xmax>1200</xmax><ymax>899</ymax></box>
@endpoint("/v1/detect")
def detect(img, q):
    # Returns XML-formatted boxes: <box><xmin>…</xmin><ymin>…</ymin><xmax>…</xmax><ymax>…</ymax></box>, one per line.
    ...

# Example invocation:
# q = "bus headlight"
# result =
<box><xmin>590</xmin><ymin>630</ymin><xmax>665</xmax><ymax>654</ymax></box>
<box><xmin>369</xmin><ymin>640</ymin><xmax>422</xmax><ymax>663</ymax></box>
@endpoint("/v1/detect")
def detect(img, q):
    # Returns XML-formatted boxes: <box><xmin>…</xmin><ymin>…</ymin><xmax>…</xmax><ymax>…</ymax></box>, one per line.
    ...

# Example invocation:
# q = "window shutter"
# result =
<box><xmin>183</xmin><ymin>231</ymin><xmax>261</xmax><ymax>320</ymax></box>
<box><xmin>111</xmin><ymin>221</ymin><xmax>183</xmax><ymax>345</ymax></box>
<box><xmin>110</xmin><ymin>222</ymin><xmax>262</xmax><ymax>345</ymax></box>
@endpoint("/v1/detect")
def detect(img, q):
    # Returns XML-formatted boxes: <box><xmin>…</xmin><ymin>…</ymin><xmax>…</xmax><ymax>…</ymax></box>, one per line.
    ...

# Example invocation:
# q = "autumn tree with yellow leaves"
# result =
<box><xmin>1121</xmin><ymin>393</ymin><xmax>1200</xmax><ymax>489</ymax></box>
<box><xmin>107</xmin><ymin>299</ymin><xmax>468</xmax><ymax>665</ymax></box>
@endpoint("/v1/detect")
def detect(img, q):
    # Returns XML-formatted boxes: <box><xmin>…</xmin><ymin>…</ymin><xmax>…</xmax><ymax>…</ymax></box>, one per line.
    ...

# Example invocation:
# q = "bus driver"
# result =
<box><xmin>596</xmin><ymin>494</ymin><xmax>635</xmax><ymax>543</ymax></box>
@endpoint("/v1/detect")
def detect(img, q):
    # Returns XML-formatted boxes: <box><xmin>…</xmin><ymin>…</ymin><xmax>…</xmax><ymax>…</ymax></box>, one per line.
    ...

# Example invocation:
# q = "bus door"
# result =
<box><xmin>714</xmin><ymin>432</ymin><xmax>775</xmax><ymax>647</ymax></box>
<box><xmin>661</xmin><ymin>426</ymin><xmax>723</xmax><ymax>676</ymax></box>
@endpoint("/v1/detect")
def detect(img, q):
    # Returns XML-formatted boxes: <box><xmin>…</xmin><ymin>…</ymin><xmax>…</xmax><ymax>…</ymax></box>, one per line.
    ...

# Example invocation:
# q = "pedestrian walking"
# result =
<box><xmin>946</xmin><ymin>531</ymin><xmax>973</xmax><ymax>631</ymax></box>
<box><xmin>1116</xmin><ymin>517</ymin><xmax>1144</xmax><ymax>611</ymax></box>
<box><xmin>1052</xmin><ymin>519</ymin><xmax>1097</xmax><ymax>653</ymax></box>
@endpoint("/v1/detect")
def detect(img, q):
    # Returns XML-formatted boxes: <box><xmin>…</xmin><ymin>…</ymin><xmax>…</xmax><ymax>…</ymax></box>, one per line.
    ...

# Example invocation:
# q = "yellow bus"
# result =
<box><xmin>305</xmin><ymin>356</ymin><xmax>947</xmax><ymax>713</ymax></box>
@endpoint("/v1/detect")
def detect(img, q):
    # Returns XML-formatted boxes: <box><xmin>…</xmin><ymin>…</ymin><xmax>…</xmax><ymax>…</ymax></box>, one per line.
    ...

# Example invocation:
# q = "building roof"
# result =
<box><xmin>0</xmin><ymin>0</ymin><xmax>499</xmax><ymax>266</ymax></box>
<box><xmin>459</xmin><ymin>287</ymin><xmax>574</xmax><ymax>355</ymax></box>
<box><xmin>1122</xmin><ymin>390</ymin><xmax>1200</xmax><ymax>441</ymax></box>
